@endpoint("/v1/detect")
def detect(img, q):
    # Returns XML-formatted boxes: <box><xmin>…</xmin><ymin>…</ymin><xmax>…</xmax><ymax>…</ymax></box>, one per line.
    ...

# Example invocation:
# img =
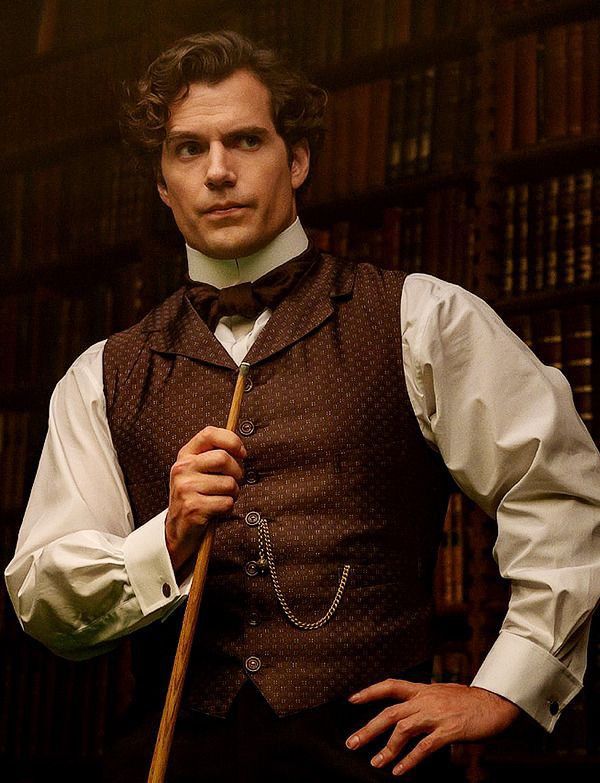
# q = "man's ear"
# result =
<box><xmin>157</xmin><ymin>177</ymin><xmax>171</xmax><ymax>208</ymax></box>
<box><xmin>290</xmin><ymin>138</ymin><xmax>310</xmax><ymax>191</ymax></box>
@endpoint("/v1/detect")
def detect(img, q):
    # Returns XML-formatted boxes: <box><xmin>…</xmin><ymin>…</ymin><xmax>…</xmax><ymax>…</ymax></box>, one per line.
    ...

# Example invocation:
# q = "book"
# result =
<box><xmin>563</xmin><ymin>305</ymin><xmax>594</xmax><ymax>430</ymax></box>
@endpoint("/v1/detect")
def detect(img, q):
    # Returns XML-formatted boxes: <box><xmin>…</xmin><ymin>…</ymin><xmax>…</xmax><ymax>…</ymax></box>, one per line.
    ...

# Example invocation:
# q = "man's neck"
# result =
<box><xmin>186</xmin><ymin>218</ymin><xmax>309</xmax><ymax>289</ymax></box>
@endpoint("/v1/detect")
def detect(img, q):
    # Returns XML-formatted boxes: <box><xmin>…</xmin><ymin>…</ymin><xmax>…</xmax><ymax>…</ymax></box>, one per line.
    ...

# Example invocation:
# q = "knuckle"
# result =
<box><xmin>170</xmin><ymin>460</ymin><xmax>186</xmax><ymax>477</ymax></box>
<box><xmin>383</xmin><ymin>704</ymin><xmax>400</xmax><ymax>719</ymax></box>
<box><xmin>181</xmin><ymin>496</ymin><xmax>197</xmax><ymax>515</ymax></box>
<box><xmin>211</xmin><ymin>449</ymin><xmax>229</xmax><ymax>468</ymax></box>
<box><xmin>225</xmin><ymin>476</ymin><xmax>238</xmax><ymax>493</ymax></box>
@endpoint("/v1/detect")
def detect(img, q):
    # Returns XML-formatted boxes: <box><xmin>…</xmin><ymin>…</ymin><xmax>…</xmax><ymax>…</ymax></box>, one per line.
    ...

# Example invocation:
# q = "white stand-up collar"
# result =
<box><xmin>186</xmin><ymin>217</ymin><xmax>309</xmax><ymax>289</ymax></box>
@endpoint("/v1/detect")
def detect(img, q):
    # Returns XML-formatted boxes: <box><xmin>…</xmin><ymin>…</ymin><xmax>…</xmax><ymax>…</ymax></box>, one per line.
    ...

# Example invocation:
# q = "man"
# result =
<box><xmin>5</xmin><ymin>30</ymin><xmax>599</xmax><ymax>782</ymax></box>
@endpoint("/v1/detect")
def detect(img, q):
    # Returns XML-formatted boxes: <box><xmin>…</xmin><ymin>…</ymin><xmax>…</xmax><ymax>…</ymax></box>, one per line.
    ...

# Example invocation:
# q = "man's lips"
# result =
<box><xmin>203</xmin><ymin>203</ymin><xmax>247</xmax><ymax>216</ymax></box>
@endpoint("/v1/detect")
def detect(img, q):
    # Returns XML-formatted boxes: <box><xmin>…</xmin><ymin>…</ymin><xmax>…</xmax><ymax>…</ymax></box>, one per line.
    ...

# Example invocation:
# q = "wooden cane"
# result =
<box><xmin>147</xmin><ymin>361</ymin><xmax>251</xmax><ymax>783</ymax></box>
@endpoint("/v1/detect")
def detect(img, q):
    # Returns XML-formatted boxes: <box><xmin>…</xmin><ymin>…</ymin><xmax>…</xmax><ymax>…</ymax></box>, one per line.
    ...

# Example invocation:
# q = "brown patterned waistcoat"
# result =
<box><xmin>103</xmin><ymin>251</ymin><xmax>451</xmax><ymax>717</ymax></box>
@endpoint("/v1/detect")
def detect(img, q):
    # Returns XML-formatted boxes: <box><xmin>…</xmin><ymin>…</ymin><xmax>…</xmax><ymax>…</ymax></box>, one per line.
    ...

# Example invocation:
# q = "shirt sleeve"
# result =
<box><xmin>3</xmin><ymin>341</ymin><xmax>189</xmax><ymax>661</ymax></box>
<box><xmin>401</xmin><ymin>273</ymin><xmax>600</xmax><ymax>732</ymax></box>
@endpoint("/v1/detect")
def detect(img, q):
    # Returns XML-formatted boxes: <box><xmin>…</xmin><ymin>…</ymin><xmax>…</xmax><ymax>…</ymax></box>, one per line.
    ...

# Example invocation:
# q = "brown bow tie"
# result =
<box><xmin>186</xmin><ymin>244</ymin><xmax>319</xmax><ymax>332</ymax></box>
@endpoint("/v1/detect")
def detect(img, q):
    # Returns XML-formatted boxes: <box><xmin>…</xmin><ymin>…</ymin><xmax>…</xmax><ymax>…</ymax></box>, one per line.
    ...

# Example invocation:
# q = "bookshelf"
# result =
<box><xmin>0</xmin><ymin>1</ymin><xmax>598</xmax><ymax>781</ymax></box>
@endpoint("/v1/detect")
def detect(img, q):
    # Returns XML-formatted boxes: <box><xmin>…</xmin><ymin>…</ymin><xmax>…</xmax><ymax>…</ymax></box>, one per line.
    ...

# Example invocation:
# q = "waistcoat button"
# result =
<box><xmin>245</xmin><ymin>656</ymin><xmax>261</xmax><ymax>673</ymax></box>
<box><xmin>244</xmin><ymin>378</ymin><xmax>253</xmax><ymax>393</ymax></box>
<box><xmin>245</xmin><ymin>561</ymin><xmax>259</xmax><ymax>577</ymax></box>
<box><xmin>245</xmin><ymin>511</ymin><xmax>261</xmax><ymax>526</ymax></box>
<box><xmin>245</xmin><ymin>469</ymin><xmax>258</xmax><ymax>484</ymax></box>
<box><xmin>239</xmin><ymin>420</ymin><xmax>255</xmax><ymax>436</ymax></box>
<box><xmin>248</xmin><ymin>612</ymin><xmax>260</xmax><ymax>626</ymax></box>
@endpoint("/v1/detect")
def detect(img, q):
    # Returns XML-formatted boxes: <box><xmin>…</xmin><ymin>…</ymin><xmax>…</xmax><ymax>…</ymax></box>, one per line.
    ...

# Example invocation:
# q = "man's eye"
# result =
<box><xmin>238</xmin><ymin>135</ymin><xmax>260</xmax><ymax>149</ymax></box>
<box><xmin>177</xmin><ymin>142</ymin><xmax>200</xmax><ymax>157</ymax></box>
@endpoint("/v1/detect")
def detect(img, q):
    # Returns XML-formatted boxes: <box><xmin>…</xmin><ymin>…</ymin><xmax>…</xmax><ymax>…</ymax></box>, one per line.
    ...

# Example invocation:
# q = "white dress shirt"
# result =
<box><xmin>5</xmin><ymin>218</ymin><xmax>600</xmax><ymax>732</ymax></box>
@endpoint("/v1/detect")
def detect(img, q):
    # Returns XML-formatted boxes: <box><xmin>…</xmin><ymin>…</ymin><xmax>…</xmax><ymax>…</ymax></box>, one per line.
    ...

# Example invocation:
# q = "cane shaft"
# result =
<box><xmin>148</xmin><ymin>363</ymin><xmax>250</xmax><ymax>783</ymax></box>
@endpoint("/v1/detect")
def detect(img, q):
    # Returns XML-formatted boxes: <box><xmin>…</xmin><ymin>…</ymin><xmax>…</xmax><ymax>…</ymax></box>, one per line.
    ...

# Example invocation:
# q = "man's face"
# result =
<box><xmin>158</xmin><ymin>69</ymin><xmax>309</xmax><ymax>259</ymax></box>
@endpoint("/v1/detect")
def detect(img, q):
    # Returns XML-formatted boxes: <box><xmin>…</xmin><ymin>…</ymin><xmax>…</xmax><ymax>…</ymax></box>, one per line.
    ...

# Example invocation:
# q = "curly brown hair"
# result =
<box><xmin>120</xmin><ymin>30</ymin><xmax>327</xmax><ymax>189</ymax></box>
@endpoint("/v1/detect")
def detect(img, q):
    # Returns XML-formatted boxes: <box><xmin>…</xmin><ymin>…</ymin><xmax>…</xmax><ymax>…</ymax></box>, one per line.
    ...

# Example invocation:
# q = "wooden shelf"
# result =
<box><xmin>302</xmin><ymin>168</ymin><xmax>475</xmax><ymax>226</ymax></box>
<box><xmin>493</xmin><ymin>135</ymin><xmax>600</xmax><ymax>179</ymax></box>
<box><xmin>312</xmin><ymin>27</ymin><xmax>481</xmax><ymax>90</ymax></box>
<box><xmin>0</xmin><ymin>121</ymin><xmax>119</xmax><ymax>171</ymax></box>
<box><xmin>493</xmin><ymin>282</ymin><xmax>600</xmax><ymax>315</ymax></box>
<box><xmin>0</xmin><ymin>240</ymin><xmax>143</xmax><ymax>294</ymax></box>
<box><xmin>495</xmin><ymin>0</ymin><xmax>600</xmax><ymax>40</ymax></box>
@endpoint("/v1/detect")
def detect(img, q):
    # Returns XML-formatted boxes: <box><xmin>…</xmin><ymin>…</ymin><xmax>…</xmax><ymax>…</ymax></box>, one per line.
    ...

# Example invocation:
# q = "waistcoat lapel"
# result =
<box><xmin>142</xmin><ymin>251</ymin><xmax>356</xmax><ymax>370</ymax></box>
<box><xmin>243</xmin><ymin>252</ymin><xmax>356</xmax><ymax>366</ymax></box>
<box><xmin>144</xmin><ymin>293</ymin><xmax>237</xmax><ymax>371</ymax></box>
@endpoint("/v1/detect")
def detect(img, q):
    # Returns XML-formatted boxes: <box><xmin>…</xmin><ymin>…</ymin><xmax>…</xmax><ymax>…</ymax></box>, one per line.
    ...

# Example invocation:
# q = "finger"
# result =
<box><xmin>192</xmin><ymin>474</ymin><xmax>240</xmax><ymax>497</ymax></box>
<box><xmin>370</xmin><ymin>718</ymin><xmax>419</xmax><ymax>769</ymax></box>
<box><xmin>179</xmin><ymin>426</ymin><xmax>247</xmax><ymax>459</ymax></box>
<box><xmin>193</xmin><ymin>449</ymin><xmax>245</xmax><ymax>479</ymax></box>
<box><xmin>345</xmin><ymin>703</ymin><xmax>417</xmax><ymax>749</ymax></box>
<box><xmin>391</xmin><ymin>730</ymin><xmax>445</xmax><ymax>777</ymax></box>
<box><xmin>171</xmin><ymin>450</ymin><xmax>244</xmax><ymax>482</ymax></box>
<box><xmin>349</xmin><ymin>678</ymin><xmax>422</xmax><ymax>704</ymax></box>
<box><xmin>182</xmin><ymin>493</ymin><xmax>236</xmax><ymax>521</ymax></box>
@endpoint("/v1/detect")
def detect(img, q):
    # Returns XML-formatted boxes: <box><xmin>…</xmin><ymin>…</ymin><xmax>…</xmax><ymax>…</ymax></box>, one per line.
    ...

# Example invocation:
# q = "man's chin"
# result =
<box><xmin>189</xmin><ymin>233</ymin><xmax>270</xmax><ymax>261</ymax></box>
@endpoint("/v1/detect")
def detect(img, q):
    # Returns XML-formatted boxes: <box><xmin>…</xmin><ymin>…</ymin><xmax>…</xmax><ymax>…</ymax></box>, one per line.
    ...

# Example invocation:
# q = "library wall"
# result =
<box><xmin>0</xmin><ymin>2</ymin><xmax>599</xmax><ymax>782</ymax></box>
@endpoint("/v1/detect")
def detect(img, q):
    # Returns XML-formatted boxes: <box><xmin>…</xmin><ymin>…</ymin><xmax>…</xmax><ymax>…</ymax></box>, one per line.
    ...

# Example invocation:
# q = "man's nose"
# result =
<box><xmin>204</xmin><ymin>143</ymin><xmax>236</xmax><ymax>189</ymax></box>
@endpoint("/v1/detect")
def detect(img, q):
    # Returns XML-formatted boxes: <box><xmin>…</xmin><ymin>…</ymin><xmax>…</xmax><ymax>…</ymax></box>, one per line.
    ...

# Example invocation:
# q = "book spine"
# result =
<box><xmin>516</xmin><ymin>182</ymin><xmax>530</xmax><ymax>294</ymax></box>
<box><xmin>582</xmin><ymin>19</ymin><xmax>600</xmax><ymax>136</ymax></box>
<box><xmin>575</xmin><ymin>169</ymin><xmax>594</xmax><ymax>284</ymax></box>
<box><xmin>563</xmin><ymin>305</ymin><xmax>593</xmax><ymax>431</ymax></box>
<box><xmin>566</xmin><ymin>23</ymin><xmax>584</xmax><ymax>138</ymax></box>
<box><xmin>544</xmin><ymin>177</ymin><xmax>560</xmax><ymax>289</ymax></box>
<box><xmin>387</xmin><ymin>74</ymin><xmax>408</xmax><ymax>184</ymax></box>
<box><xmin>543</xmin><ymin>25</ymin><xmax>568</xmax><ymax>140</ymax></box>
<box><xmin>514</xmin><ymin>33</ymin><xmax>538</xmax><ymax>147</ymax></box>
<box><xmin>558</xmin><ymin>174</ymin><xmax>576</xmax><ymax>287</ymax></box>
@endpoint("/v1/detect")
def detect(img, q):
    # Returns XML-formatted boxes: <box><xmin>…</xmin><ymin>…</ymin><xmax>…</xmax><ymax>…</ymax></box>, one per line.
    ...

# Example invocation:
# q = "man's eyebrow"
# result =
<box><xmin>165</xmin><ymin>126</ymin><xmax>270</xmax><ymax>145</ymax></box>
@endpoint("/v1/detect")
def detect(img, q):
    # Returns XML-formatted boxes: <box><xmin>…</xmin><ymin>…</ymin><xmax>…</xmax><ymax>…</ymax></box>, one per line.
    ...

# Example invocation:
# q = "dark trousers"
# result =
<box><xmin>102</xmin><ymin>679</ymin><xmax>458</xmax><ymax>783</ymax></box>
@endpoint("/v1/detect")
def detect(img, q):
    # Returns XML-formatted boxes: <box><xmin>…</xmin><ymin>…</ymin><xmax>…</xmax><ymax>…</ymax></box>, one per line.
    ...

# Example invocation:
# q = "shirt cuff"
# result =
<box><xmin>470</xmin><ymin>631</ymin><xmax>583</xmax><ymax>732</ymax></box>
<box><xmin>123</xmin><ymin>510</ymin><xmax>185</xmax><ymax>615</ymax></box>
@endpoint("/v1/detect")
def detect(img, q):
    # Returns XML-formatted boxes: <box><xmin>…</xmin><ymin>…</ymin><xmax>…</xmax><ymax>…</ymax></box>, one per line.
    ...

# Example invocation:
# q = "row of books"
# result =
<box><xmin>506</xmin><ymin>304</ymin><xmax>594</xmax><ymax>431</ymax></box>
<box><xmin>434</xmin><ymin>494</ymin><xmax>466</xmax><ymax>610</ymax></box>
<box><xmin>308</xmin><ymin>187</ymin><xmax>477</xmax><ymax>291</ymax></box>
<box><xmin>0</xmin><ymin>34</ymin><xmax>152</xmax><ymax>160</ymax></box>
<box><xmin>308</xmin><ymin>58</ymin><xmax>475</xmax><ymax>203</ymax></box>
<box><xmin>220</xmin><ymin>0</ymin><xmax>480</xmax><ymax>73</ymax></box>
<box><xmin>501</xmin><ymin>169</ymin><xmax>600</xmax><ymax>296</ymax></box>
<box><xmin>0</xmin><ymin>263</ymin><xmax>149</xmax><ymax>390</ymax></box>
<box><xmin>495</xmin><ymin>20</ymin><xmax>600</xmax><ymax>151</ymax></box>
<box><xmin>1</xmin><ymin>144</ymin><xmax>152</xmax><ymax>270</ymax></box>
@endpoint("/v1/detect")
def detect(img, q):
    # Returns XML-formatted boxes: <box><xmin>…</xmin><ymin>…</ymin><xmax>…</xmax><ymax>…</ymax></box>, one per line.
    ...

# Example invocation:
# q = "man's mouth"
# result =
<box><xmin>204</xmin><ymin>203</ymin><xmax>247</xmax><ymax>216</ymax></box>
